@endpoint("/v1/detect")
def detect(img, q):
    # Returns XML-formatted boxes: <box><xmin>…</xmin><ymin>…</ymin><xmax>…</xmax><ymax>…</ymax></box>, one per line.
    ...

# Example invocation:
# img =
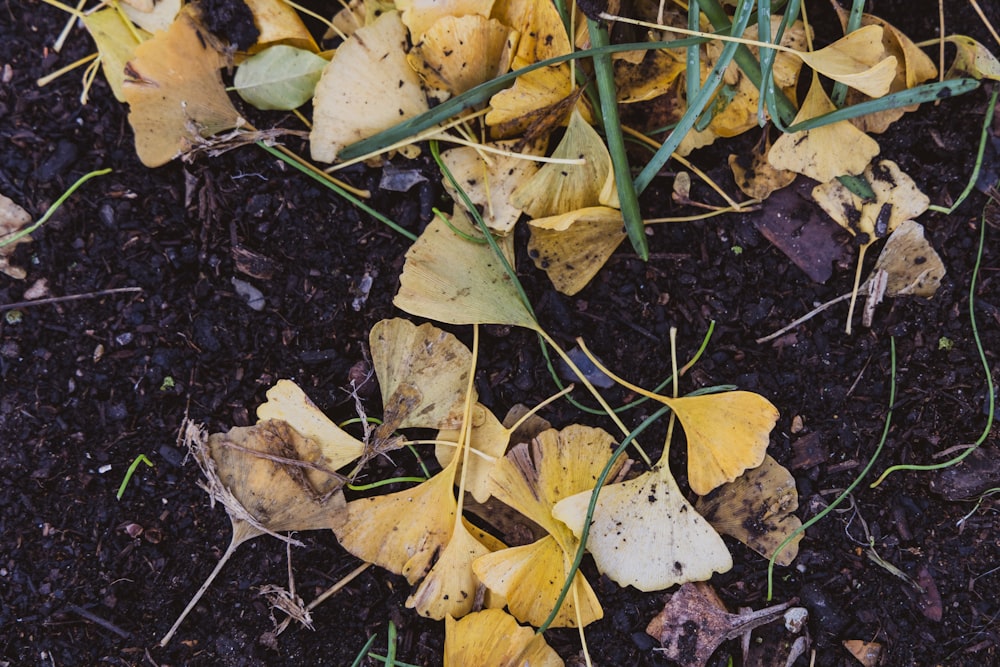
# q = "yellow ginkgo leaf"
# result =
<box><xmin>943</xmin><ymin>35</ymin><xmax>1000</xmax><ymax>81</ymax></box>
<box><xmin>768</xmin><ymin>74</ymin><xmax>880</xmax><ymax>182</ymax></box>
<box><xmin>334</xmin><ymin>462</ymin><xmax>457</xmax><ymax>584</ymax></box>
<box><xmin>492</xmin><ymin>0</ymin><xmax>571</xmax><ymax>70</ymax></box>
<box><xmin>488</xmin><ymin>426</ymin><xmax>623</xmax><ymax>548</ymax></box>
<box><xmin>436</xmin><ymin>403</ymin><xmax>509</xmax><ymax>503</ymax></box>
<box><xmin>255</xmin><ymin>379</ymin><xmax>365</xmax><ymax>482</ymax></box>
<box><xmin>444</xmin><ymin>609</ymin><xmax>563</xmax><ymax>667</ymax></box>
<box><xmin>82</xmin><ymin>8</ymin><xmax>150</xmax><ymax>102</ymax></box>
<box><xmin>310</xmin><ymin>11</ymin><xmax>429</xmax><ymax>162</ymax></box>
<box><xmin>122</xmin><ymin>11</ymin><xmax>245</xmax><ymax>167</ymax></box>
<box><xmin>243</xmin><ymin>0</ymin><xmax>319</xmax><ymax>52</ymax></box>
<box><xmin>695</xmin><ymin>455</ymin><xmax>802</xmax><ymax>566</ymax></box>
<box><xmin>395</xmin><ymin>0</ymin><xmax>494</xmax><ymax>42</ymax></box>
<box><xmin>394</xmin><ymin>206</ymin><xmax>540</xmax><ymax>330</ymax></box>
<box><xmin>209</xmin><ymin>420</ymin><xmax>347</xmax><ymax>529</ymax></box>
<box><xmin>121</xmin><ymin>0</ymin><xmax>181</xmax><ymax>33</ymax></box>
<box><xmin>527</xmin><ymin>206</ymin><xmax>627</xmax><ymax>296</ymax></box>
<box><xmin>369</xmin><ymin>318</ymin><xmax>476</xmax><ymax>435</ymax></box>
<box><xmin>485</xmin><ymin>64</ymin><xmax>575</xmax><ymax>139</ymax></box>
<box><xmin>812</xmin><ymin>159</ymin><xmax>928</xmax><ymax>244</ymax></box>
<box><xmin>666</xmin><ymin>391</ymin><xmax>779</xmax><ymax>495</ymax></box>
<box><xmin>406</xmin><ymin>519</ymin><xmax>499</xmax><ymax>619</ymax></box>
<box><xmin>728</xmin><ymin>132</ymin><xmax>796</xmax><ymax>200</ymax></box>
<box><xmin>511</xmin><ymin>109</ymin><xmax>612</xmax><ymax>218</ymax></box>
<box><xmin>613</xmin><ymin>49</ymin><xmax>686</xmax><ymax>103</ymax></box>
<box><xmin>553</xmin><ymin>461</ymin><xmax>733</xmax><ymax>591</ymax></box>
<box><xmin>440</xmin><ymin>138</ymin><xmax>545</xmax><ymax>234</ymax></box>
<box><xmin>473</xmin><ymin>536</ymin><xmax>603</xmax><ymax>627</ymax></box>
<box><xmin>408</xmin><ymin>15</ymin><xmax>515</xmax><ymax>101</ymax></box>
<box><xmin>872</xmin><ymin>219</ymin><xmax>945</xmax><ymax>298</ymax></box>
<box><xmin>796</xmin><ymin>25</ymin><xmax>898</xmax><ymax>98</ymax></box>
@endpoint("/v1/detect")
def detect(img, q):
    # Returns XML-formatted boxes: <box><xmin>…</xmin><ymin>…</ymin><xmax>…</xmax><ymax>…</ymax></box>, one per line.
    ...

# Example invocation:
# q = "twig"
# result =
<box><xmin>0</xmin><ymin>287</ymin><xmax>143</xmax><ymax>312</ymax></box>
<box><xmin>63</xmin><ymin>603</ymin><xmax>131</xmax><ymax>639</ymax></box>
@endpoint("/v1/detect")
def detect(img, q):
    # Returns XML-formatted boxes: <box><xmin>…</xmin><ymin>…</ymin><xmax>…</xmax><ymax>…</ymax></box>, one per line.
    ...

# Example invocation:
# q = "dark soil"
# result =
<box><xmin>2</xmin><ymin>2</ymin><xmax>999</xmax><ymax>666</ymax></box>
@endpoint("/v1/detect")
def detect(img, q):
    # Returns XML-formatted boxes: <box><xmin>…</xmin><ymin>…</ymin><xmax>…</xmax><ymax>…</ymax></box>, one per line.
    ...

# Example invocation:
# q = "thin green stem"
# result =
<box><xmin>869</xmin><ymin>202</ymin><xmax>994</xmax><ymax>485</ymax></box>
<box><xmin>767</xmin><ymin>338</ymin><xmax>897</xmax><ymax>600</ymax></box>
<box><xmin>116</xmin><ymin>454</ymin><xmax>154</xmax><ymax>500</ymax></box>
<box><xmin>928</xmin><ymin>87</ymin><xmax>999</xmax><ymax>214</ymax></box>
<box><xmin>255</xmin><ymin>142</ymin><xmax>417</xmax><ymax>242</ymax></box>
<box><xmin>1</xmin><ymin>168</ymin><xmax>111</xmax><ymax>249</ymax></box>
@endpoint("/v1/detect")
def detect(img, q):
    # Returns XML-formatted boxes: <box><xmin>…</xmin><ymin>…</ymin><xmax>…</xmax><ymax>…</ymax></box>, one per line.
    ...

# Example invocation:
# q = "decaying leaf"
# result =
<box><xmin>122</xmin><ymin>10</ymin><xmax>245</xmax><ymax>167</ymax></box>
<box><xmin>440</xmin><ymin>139</ymin><xmax>545</xmax><ymax>234</ymax></box>
<box><xmin>369</xmin><ymin>318</ymin><xmax>476</xmax><ymax>440</ymax></box>
<box><xmin>255</xmin><ymin>379</ymin><xmax>365</xmax><ymax>476</ymax></box>
<box><xmin>646</xmin><ymin>582</ymin><xmax>793</xmax><ymax>667</ymax></box>
<box><xmin>444</xmin><ymin>609</ymin><xmax>563</xmax><ymax>667</ymax></box>
<box><xmin>233</xmin><ymin>45</ymin><xmax>328</xmax><ymax>110</ymax></box>
<box><xmin>843</xmin><ymin>639</ymin><xmax>883</xmax><ymax>667</ymax></box>
<box><xmin>0</xmin><ymin>193</ymin><xmax>33</xmax><ymax>279</ymax></box>
<box><xmin>552</xmin><ymin>459</ymin><xmax>733</xmax><ymax>592</ymax></box>
<box><xmin>613</xmin><ymin>48</ymin><xmax>686</xmax><ymax>104</ymax></box>
<box><xmin>872</xmin><ymin>219</ymin><xmax>945</xmax><ymax>298</ymax></box>
<box><xmin>160</xmin><ymin>421</ymin><xmax>345</xmax><ymax>646</ymax></box>
<box><xmin>527</xmin><ymin>206</ymin><xmax>627</xmax><ymax>296</ymax></box>
<box><xmin>942</xmin><ymin>35</ymin><xmax>1000</xmax><ymax>81</ymax></box>
<box><xmin>729</xmin><ymin>132</ymin><xmax>797</xmax><ymax>200</ymax></box>
<box><xmin>474</xmin><ymin>427</ymin><xmax>622</xmax><ymax>627</ymax></box>
<box><xmin>243</xmin><ymin>0</ymin><xmax>318</xmax><ymax>52</ymax></box>
<box><xmin>485</xmin><ymin>64</ymin><xmax>576</xmax><ymax>139</ymax></box>
<box><xmin>394</xmin><ymin>206</ymin><xmax>539</xmax><ymax>330</ymax></box>
<box><xmin>511</xmin><ymin>109</ymin><xmax>612</xmax><ymax>218</ymax></box>
<box><xmin>796</xmin><ymin>25</ymin><xmax>897</xmax><ymax>98</ymax></box>
<box><xmin>82</xmin><ymin>8</ymin><xmax>150</xmax><ymax>102</ymax></box>
<box><xmin>493</xmin><ymin>0</ymin><xmax>571</xmax><ymax>70</ymax></box>
<box><xmin>768</xmin><ymin>74</ymin><xmax>880</xmax><ymax>183</ymax></box>
<box><xmin>696</xmin><ymin>455</ymin><xmax>802</xmax><ymax>566</ymax></box>
<box><xmin>310</xmin><ymin>11</ymin><xmax>429</xmax><ymax>162</ymax></box>
<box><xmin>408</xmin><ymin>15</ymin><xmax>515</xmax><ymax>102</ymax></box>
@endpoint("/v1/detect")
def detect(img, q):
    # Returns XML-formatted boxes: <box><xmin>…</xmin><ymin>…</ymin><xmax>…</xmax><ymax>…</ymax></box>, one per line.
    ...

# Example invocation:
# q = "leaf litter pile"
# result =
<box><xmin>3</xmin><ymin>0</ymin><xmax>1000</xmax><ymax>665</ymax></box>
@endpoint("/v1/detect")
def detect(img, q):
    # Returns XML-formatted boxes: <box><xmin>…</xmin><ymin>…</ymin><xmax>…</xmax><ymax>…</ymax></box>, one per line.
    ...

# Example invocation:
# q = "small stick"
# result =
<box><xmin>64</xmin><ymin>603</ymin><xmax>131</xmax><ymax>639</ymax></box>
<box><xmin>755</xmin><ymin>292</ymin><xmax>852</xmax><ymax>344</ymax></box>
<box><xmin>0</xmin><ymin>287</ymin><xmax>142</xmax><ymax>312</ymax></box>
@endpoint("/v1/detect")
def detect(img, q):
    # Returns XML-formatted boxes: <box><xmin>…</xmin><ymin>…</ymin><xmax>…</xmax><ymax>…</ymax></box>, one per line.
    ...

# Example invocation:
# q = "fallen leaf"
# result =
<box><xmin>696</xmin><ymin>455</ymin><xmax>803</xmax><ymax>565</ymax></box>
<box><xmin>768</xmin><ymin>73</ymin><xmax>880</xmax><ymax>182</ymax></box>
<box><xmin>395</xmin><ymin>0</ymin><xmax>493</xmax><ymax>42</ymax></box>
<box><xmin>408</xmin><ymin>15</ymin><xmax>515</xmax><ymax>102</ymax></box>
<box><xmin>0</xmin><ymin>193</ymin><xmax>32</xmax><ymax>279</ymax></box>
<box><xmin>729</xmin><ymin>132</ymin><xmax>797</xmax><ymax>201</ymax></box>
<box><xmin>440</xmin><ymin>138</ymin><xmax>545</xmax><ymax>234</ymax></box>
<box><xmin>486</xmin><ymin>64</ymin><xmax>575</xmax><ymax>139</ymax></box>
<box><xmin>796</xmin><ymin>25</ymin><xmax>897</xmax><ymax>98</ymax></box>
<box><xmin>552</xmin><ymin>460</ymin><xmax>733</xmax><ymax>591</ymax></box>
<box><xmin>394</xmin><ymin>206</ymin><xmax>539</xmax><ymax>330</ymax></box>
<box><xmin>942</xmin><ymin>35</ymin><xmax>1000</xmax><ymax>81</ymax></box>
<box><xmin>613</xmin><ymin>48</ymin><xmax>686</xmax><ymax>103</ymax></box>
<box><xmin>474</xmin><ymin>427</ymin><xmax>622</xmax><ymax>626</ymax></box>
<box><xmin>243</xmin><ymin>0</ymin><xmax>318</xmax><ymax>52</ymax></box>
<box><xmin>527</xmin><ymin>206</ymin><xmax>626</xmax><ymax>295</ymax></box>
<box><xmin>122</xmin><ymin>10</ymin><xmax>245</xmax><ymax>167</ymax></box>
<box><xmin>646</xmin><ymin>582</ymin><xmax>793</xmax><ymax>667</ymax></box>
<box><xmin>310</xmin><ymin>11</ymin><xmax>429</xmax><ymax>162</ymax></box>
<box><xmin>444</xmin><ymin>609</ymin><xmax>563</xmax><ymax>667</ymax></box>
<box><xmin>233</xmin><ymin>45</ymin><xmax>328</xmax><ymax>110</ymax></box>
<box><xmin>369</xmin><ymin>318</ymin><xmax>476</xmax><ymax>439</ymax></box>
<box><xmin>120</xmin><ymin>0</ymin><xmax>181</xmax><ymax>33</ymax></box>
<box><xmin>82</xmin><ymin>8</ymin><xmax>150</xmax><ymax>102</ymax></box>
<box><xmin>872</xmin><ymin>219</ymin><xmax>945</xmax><ymax>298</ymax></box>
<box><xmin>511</xmin><ymin>109</ymin><xmax>612</xmax><ymax>218</ymax></box>
<box><xmin>255</xmin><ymin>379</ymin><xmax>365</xmax><ymax>480</ymax></box>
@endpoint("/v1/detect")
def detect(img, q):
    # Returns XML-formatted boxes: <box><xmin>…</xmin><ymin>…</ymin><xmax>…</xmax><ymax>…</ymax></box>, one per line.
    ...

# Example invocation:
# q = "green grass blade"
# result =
<box><xmin>634</xmin><ymin>0</ymin><xmax>756</xmax><ymax>194</ymax></box>
<box><xmin>587</xmin><ymin>19</ymin><xmax>648</xmax><ymax>259</ymax></box>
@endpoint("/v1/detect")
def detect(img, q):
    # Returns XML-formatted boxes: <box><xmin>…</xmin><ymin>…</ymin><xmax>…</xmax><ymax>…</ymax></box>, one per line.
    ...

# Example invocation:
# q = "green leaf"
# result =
<box><xmin>233</xmin><ymin>45</ymin><xmax>328</xmax><ymax>111</ymax></box>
